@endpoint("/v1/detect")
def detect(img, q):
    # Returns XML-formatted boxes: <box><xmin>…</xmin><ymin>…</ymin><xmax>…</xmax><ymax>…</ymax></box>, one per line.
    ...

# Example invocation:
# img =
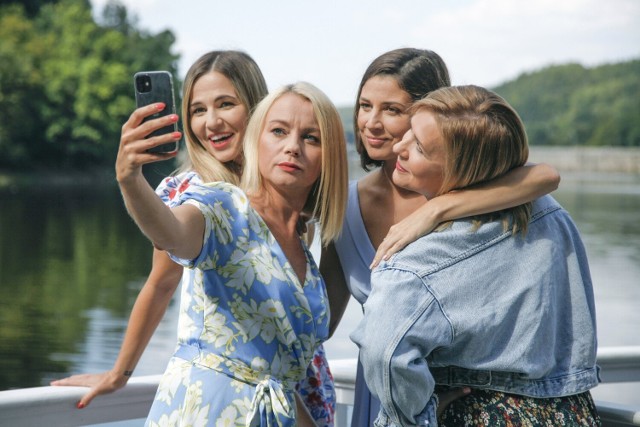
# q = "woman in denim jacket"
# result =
<box><xmin>351</xmin><ymin>85</ymin><xmax>600</xmax><ymax>426</ymax></box>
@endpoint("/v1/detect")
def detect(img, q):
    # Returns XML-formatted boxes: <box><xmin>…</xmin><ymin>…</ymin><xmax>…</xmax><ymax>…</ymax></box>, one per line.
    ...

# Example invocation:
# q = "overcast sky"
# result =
<box><xmin>91</xmin><ymin>0</ymin><xmax>639</xmax><ymax>107</ymax></box>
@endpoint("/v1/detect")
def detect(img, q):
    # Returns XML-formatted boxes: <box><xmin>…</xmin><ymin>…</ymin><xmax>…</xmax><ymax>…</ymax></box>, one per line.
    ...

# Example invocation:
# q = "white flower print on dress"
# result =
<box><xmin>155</xmin><ymin>359</ymin><xmax>188</xmax><ymax>405</ymax></box>
<box><xmin>147</xmin><ymin>183</ymin><xmax>330</xmax><ymax>427</ymax></box>
<box><xmin>181</xmin><ymin>381</ymin><xmax>210</xmax><ymax>426</ymax></box>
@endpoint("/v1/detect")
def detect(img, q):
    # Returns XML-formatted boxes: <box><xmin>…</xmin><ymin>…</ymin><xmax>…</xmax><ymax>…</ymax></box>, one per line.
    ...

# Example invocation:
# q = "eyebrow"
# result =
<box><xmin>214</xmin><ymin>94</ymin><xmax>238</xmax><ymax>102</ymax></box>
<box><xmin>410</xmin><ymin>130</ymin><xmax>421</xmax><ymax>145</ymax></box>
<box><xmin>268</xmin><ymin>119</ymin><xmax>319</xmax><ymax>133</ymax></box>
<box><xmin>190</xmin><ymin>94</ymin><xmax>238</xmax><ymax>107</ymax></box>
<box><xmin>359</xmin><ymin>96</ymin><xmax>408</xmax><ymax>108</ymax></box>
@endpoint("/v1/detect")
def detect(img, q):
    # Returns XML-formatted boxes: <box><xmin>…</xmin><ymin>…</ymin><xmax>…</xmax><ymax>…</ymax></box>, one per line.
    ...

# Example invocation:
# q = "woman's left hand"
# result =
<box><xmin>370</xmin><ymin>202</ymin><xmax>440</xmax><ymax>269</ymax></box>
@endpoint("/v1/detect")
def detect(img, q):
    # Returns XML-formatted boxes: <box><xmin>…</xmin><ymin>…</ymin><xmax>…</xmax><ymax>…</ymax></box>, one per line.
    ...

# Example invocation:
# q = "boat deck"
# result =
<box><xmin>1</xmin><ymin>347</ymin><xmax>639</xmax><ymax>426</ymax></box>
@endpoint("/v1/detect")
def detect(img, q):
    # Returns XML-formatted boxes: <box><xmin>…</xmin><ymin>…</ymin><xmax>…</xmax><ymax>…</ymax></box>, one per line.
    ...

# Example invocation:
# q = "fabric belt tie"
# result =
<box><xmin>246</xmin><ymin>376</ymin><xmax>295</xmax><ymax>427</ymax></box>
<box><xmin>175</xmin><ymin>343</ymin><xmax>297</xmax><ymax>426</ymax></box>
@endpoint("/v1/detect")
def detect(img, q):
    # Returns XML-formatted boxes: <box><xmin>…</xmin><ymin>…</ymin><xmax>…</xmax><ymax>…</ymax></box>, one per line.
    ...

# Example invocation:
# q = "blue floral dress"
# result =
<box><xmin>146</xmin><ymin>181</ymin><xmax>331</xmax><ymax>427</ymax></box>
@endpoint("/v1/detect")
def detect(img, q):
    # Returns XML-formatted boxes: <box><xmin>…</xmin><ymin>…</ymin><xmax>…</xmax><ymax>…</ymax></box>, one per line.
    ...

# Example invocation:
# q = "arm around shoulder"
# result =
<box><xmin>371</xmin><ymin>162</ymin><xmax>560</xmax><ymax>268</ymax></box>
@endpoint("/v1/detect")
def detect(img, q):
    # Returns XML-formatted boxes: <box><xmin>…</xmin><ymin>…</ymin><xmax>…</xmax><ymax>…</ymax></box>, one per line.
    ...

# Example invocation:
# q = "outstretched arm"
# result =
<box><xmin>371</xmin><ymin>163</ymin><xmax>560</xmax><ymax>267</ymax></box>
<box><xmin>115</xmin><ymin>103</ymin><xmax>202</xmax><ymax>259</ymax></box>
<box><xmin>51</xmin><ymin>250</ymin><xmax>182</xmax><ymax>408</ymax></box>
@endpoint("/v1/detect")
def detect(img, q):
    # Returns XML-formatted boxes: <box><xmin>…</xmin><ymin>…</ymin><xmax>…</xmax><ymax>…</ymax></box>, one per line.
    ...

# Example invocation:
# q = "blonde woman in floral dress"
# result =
<box><xmin>115</xmin><ymin>82</ymin><xmax>347</xmax><ymax>426</ymax></box>
<box><xmin>52</xmin><ymin>51</ymin><xmax>336</xmax><ymax>426</ymax></box>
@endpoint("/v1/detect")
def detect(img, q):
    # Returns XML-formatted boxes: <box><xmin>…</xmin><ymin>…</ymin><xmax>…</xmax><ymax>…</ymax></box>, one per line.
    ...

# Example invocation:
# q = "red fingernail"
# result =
<box><xmin>77</xmin><ymin>402</ymin><xmax>85</xmax><ymax>409</ymax></box>
<box><xmin>156</xmin><ymin>102</ymin><xmax>165</xmax><ymax>110</ymax></box>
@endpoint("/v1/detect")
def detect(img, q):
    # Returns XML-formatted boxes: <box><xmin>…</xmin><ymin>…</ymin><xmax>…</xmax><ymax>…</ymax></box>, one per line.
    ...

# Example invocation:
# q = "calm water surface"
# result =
<box><xmin>0</xmin><ymin>169</ymin><xmax>639</xmax><ymax>416</ymax></box>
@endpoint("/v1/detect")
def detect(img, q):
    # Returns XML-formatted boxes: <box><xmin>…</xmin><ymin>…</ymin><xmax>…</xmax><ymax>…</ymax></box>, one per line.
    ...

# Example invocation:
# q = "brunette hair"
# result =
<box><xmin>355</xmin><ymin>48</ymin><xmax>451</xmax><ymax>170</ymax></box>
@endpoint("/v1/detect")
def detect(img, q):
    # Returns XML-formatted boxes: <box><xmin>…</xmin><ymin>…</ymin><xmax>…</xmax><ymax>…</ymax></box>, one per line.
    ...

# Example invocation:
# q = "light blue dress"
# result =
<box><xmin>333</xmin><ymin>181</ymin><xmax>381</xmax><ymax>427</ymax></box>
<box><xmin>155</xmin><ymin>172</ymin><xmax>336</xmax><ymax>426</ymax></box>
<box><xmin>145</xmin><ymin>182</ymin><xmax>330</xmax><ymax>427</ymax></box>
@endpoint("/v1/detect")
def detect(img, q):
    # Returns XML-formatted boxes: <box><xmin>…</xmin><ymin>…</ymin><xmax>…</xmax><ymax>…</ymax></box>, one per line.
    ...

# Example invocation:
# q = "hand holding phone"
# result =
<box><xmin>134</xmin><ymin>71</ymin><xmax>179</xmax><ymax>153</ymax></box>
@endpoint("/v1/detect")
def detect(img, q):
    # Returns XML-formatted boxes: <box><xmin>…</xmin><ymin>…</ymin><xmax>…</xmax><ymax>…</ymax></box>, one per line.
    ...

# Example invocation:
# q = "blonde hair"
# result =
<box><xmin>178</xmin><ymin>50</ymin><xmax>268</xmax><ymax>184</ymax></box>
<box><xmin>241</xmin><ymin>82</ymin><xmax>348</xmax><ymax>245</ymax></box>
<box><xmin>411</xmin><ymin>85</ymin><xmax>532</xmax><ymax>234</ymax></box>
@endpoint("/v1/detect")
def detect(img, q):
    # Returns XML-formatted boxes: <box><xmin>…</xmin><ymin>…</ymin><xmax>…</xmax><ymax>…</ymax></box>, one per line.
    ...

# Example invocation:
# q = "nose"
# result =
<box><xmin>205</xmin><ymin>110</ymin><xmax>223</xmax><ymax>130</ymax></box>
<box><xmin>363</xmin><ymin>109</ymin><xmax>382</xmax><ymax>130</ymax></box>
<box><xmin>284</xmin><ymin>134</ymin><xmax>301</xmax><ymax>157</ymax></box>
<box><xmin>394</xmin><ymin>130</ymin><xmax>412</xmax><ymax>156</ymax></box>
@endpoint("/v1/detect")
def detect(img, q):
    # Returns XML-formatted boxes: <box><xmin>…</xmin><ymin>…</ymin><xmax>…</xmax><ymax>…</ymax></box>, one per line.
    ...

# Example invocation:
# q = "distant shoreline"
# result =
<box><xmin>1</xmin><ymin>146</ymin><xmax>639</xmax><ymax>190</ymax></box>
<box><xmin>528</xmin><ymin>146</ymin><xmax>640</xmax><ymax>174</ymax></box>
<box><xmin>0</xmin><ymin>170</ymin><xmax>116</xmax><ymax>191</ymax></box>
<box><xmin>0</xmin><ymin>163</ymin><xmax>174</xmax><ymax>191</ymax></box>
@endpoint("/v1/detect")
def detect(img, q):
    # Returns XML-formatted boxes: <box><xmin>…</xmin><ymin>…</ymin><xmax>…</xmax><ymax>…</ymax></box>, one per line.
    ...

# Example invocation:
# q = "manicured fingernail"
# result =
<box><xmin>77</xmin><ymin>402</ymin><xmax>85</xmax><ymax>409</ymax></box>
<box><xmin>156</xmin><ymin>102</ymin><xmax>165</xmax><ymax>110</ymax></box>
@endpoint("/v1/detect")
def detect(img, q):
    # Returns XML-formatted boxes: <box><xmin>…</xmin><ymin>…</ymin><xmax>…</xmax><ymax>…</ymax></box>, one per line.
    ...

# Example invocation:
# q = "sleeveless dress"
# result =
<box><xmin>333</xmin><ymin>181</ymin><xmax>381</xmax><ymax>427</ymax></box>
<box><xmin>146</xmin><ymin>181</ymin><xmax>331</xmax><ymax>426</ymax></box>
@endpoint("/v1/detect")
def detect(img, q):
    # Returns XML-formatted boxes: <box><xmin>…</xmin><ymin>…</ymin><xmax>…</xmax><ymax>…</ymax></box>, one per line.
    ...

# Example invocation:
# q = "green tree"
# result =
<box><xmin>493</xmin><ymin>60</ymin><xmax>640</xmax><ymax>147</ymax></box>
<box><xmin>0</xmin><ymin>0</ymin><xmax>180</xmax><ymax>170</ymax></box>
<box><xmin>0</xmin><ymin>0</ymin><xmax>61</xmax><ymax>18</ymax></box>
<box><xmin>0</xmin><ymin>4</ymin><xmax>46</xmax><ymax>168</ymax></box>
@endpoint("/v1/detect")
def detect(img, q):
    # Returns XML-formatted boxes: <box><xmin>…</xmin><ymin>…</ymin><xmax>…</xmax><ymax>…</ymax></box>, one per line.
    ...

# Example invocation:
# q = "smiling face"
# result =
<box><xmin>258</xmin><ymin>93</ymin><xmax>323</xmax><ymax>197</ymax></box>
<box><xmin>392</xmin><ymin>110</ymin><xmax>445</xmax><ymax>198</ymax></box>
<box><xmin>189</xmin><ymin>71</ymin><xmax>248</xmax><ymax>164</ymax></box>
<box><xmin>356</xmin><ymin>75</ymin><xmax>413</xmax><ymax>163</ymax></box>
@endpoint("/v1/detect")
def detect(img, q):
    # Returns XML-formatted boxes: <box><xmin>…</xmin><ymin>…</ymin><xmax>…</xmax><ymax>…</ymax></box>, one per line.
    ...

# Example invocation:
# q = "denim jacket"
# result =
<box><xmin>350</xmin><ymin>195</ymin><xmax>599</xmax><ymax>427</ymax></box>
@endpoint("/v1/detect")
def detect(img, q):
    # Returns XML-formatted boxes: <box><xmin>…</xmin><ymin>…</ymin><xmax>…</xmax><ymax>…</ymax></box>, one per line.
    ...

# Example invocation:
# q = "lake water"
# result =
<box><xmin>0</xmin><ymin>159</ymin><xmax>639</xmax><ymax>422</ymax></box>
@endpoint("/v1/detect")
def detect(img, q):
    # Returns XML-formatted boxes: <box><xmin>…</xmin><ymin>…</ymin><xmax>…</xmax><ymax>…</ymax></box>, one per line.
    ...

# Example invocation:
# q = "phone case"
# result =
<box><xmin>134</xmin><ymin>71</ymin><xmax>178</xmax><ymax>153</ymax></box>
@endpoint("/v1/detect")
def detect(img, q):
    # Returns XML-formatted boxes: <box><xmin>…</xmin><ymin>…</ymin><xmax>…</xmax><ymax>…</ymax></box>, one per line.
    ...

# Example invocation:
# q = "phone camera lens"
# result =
<box><xmin>136</xmin><ymin>75</ymin><xmax>152</xmax><ymax>93</ymax></box>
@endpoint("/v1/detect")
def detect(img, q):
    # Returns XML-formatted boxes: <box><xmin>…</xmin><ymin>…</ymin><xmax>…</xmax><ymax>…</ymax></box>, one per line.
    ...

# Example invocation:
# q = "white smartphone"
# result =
<box><xmin>133</xmin><ymin>71</ymin><xmax>179</xmax><ymax>153</ymax></box>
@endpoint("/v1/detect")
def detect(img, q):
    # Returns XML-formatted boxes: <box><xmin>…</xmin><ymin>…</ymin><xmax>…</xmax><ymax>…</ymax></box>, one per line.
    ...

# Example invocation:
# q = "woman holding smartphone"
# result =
<box><xmin>52</xmin><ymin>51</ymin><xmax>336</xmax><ymax>426</ymax></box>
<box><xmin>116</xmin><ymin>81</ymin><xmax>347</xmax><ymax>426</ymax></box>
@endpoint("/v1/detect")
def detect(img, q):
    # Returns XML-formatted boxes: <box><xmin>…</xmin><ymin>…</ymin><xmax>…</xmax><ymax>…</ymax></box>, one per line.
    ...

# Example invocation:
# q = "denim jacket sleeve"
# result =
<box><xmin>351</xmin><ymin>266</ymin><xmax>453</xmax><ymax>426</ymax></box>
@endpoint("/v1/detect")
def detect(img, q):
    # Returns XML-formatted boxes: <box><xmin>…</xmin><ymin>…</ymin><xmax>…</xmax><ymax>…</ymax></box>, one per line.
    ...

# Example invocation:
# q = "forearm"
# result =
<box><xmin>111</xmin><ymin>250</ymin><xmax>182</xmax><ymax>378</ymax></box>
<box><xmin>355</xmin><ymin>269</ymin><xmax>449</xmax><ymax>425</ymax></box>
<box><xmin>118</xmin><ymin>174</ymin><xmax>203</xmax><ymax>259</ymax></box>
<box><xmin>119</xmin><ymin>174</ymin><xmax>184</xmax><ymax>250</ymax></box>
<box><xmin>430</xmin><ymin>162</ymin><xmax>560</xmax><ymax>223</ymax></box>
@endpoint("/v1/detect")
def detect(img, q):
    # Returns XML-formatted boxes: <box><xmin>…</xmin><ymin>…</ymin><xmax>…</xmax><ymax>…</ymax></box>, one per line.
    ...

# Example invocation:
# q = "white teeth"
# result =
<box><xmin>211</xmin><ymin>134</ymin><xmax>232</xmax><ymax>142</ymax></box>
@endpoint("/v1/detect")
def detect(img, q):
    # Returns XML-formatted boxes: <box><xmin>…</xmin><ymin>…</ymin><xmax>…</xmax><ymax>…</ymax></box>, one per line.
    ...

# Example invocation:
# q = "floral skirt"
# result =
<box><xmin>436</xmin><ymin>387</ymin><xmax>601</xmax><ymax>427</ymax></box>
<box><xmin>296</xmin><ymin>344</ymin><xmax>335</xmax><ymax>427</ymax></box>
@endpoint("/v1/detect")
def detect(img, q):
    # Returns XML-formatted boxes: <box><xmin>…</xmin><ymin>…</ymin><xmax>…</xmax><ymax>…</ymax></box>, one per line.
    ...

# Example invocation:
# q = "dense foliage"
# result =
<box><xmin>0</xmin><ymin>0</ymin><xmax>180</xmax><ymax>170</ymax></box>
<box><xmin>0</xmin><ymin>0</ymin><xmax>637</xmax><ymax>172</ymax></box>
<box><xmin>493</xmin><ymin>60</ymin><xmax>640</xmax><ymax>147</ymax></box>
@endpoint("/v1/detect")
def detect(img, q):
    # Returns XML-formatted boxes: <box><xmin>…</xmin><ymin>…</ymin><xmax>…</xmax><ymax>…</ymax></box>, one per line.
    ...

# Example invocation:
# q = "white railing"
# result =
<box><xmin>1</xmin><ymin>347</ymin><xmax>640</xmax><ymax>427</ymax></box>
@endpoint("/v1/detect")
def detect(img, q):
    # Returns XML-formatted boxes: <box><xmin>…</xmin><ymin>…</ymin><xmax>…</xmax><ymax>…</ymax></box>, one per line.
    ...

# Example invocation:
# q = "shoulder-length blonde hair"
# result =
<box><xmin>177</xmin><ymin>50</ymin><xmax>268</xmax><ymax>184</ymax></box>
<box><xmin>241</xmin><ymin>82</ymin><xmax>348</xmax><ymax>245</ymax></box>
<box><xmin>411</xmin><ymin>85</ymin><xmax>532</xmax><ymax>234</ymax></box>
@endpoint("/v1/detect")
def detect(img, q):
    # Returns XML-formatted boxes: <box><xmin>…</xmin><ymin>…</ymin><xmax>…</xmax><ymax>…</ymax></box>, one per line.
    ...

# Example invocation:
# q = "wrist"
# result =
<box><xmin>425</xmin><ymin>196</ymin><xmax>447</xmax><ymax>224</ymax></box>
<box><xmin>108</xmin><ymin>368</ymin><xmax>133</xmax><ymax>387</ymax></box>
